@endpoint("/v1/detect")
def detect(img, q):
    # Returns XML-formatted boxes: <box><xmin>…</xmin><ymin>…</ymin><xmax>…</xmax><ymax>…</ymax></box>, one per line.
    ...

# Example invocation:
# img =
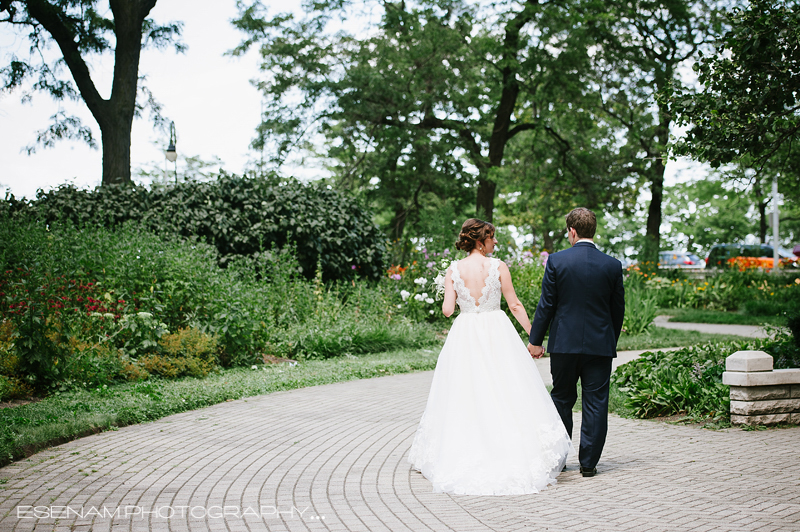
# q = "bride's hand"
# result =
<box><xmin>527</xmin><ymin>344</ymin><xmax>544</xmax><ymax>359</ymax></box>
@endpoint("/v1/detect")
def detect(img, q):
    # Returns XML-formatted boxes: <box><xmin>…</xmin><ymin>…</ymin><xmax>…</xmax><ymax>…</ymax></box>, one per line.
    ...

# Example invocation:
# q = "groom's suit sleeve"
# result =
<box><xmin>529</xmin><ymin>259</ymin><xmax>557</xmax><ymax>346</ymax></box>
<box><xmin>611</xmin><ymin>264</ymin><xmax>625</xmax><ymax>342</ymax></box>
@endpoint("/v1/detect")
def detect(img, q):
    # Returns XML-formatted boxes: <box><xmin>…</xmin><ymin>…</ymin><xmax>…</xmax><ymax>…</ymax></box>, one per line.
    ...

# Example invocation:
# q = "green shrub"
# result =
<box><xmin>26</xmin><ymin>174</ymin><xmax>387</xmax><ymax>281</ymax></box>
<box><xmin>0</xmin><ymin>375</ymin><xmax>12</xmax><ymax>401</ymax></box>
<box><xmin>159</xmin><ymin>327</ymin><xmax>219</xmax><ymax>361</ymax></box>
<box><xmin>612</xmin><ymin>342</ymin><xmax>741</xmax><ymax>419</ymax></box>
<box><xmin>291</xmin><ymin>319</ymin><xmax>434</xmax><ymax>360</ymax></box>
<box><xmin>622</xmin><ymin>289</ymin><xmax>658</xmax><ymax>335</ymax></box>
<box><xmin>744</xmin><ymin>299</ymin><xmax>785</xmax><ymax>316</ymax></box>
<box><xmin>136</xmin><ymin>353</ymin><xmax>216</xmax><ymax>379</ymax></box>
<box><xmin>0</xmin><ymin>218</ymin><xmax>436</xmax><ymax>387</ymax></box>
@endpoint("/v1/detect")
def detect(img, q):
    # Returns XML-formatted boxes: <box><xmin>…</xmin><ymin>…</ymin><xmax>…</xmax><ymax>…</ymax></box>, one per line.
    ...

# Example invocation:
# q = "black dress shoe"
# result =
<box><xmin>580</xmin><ymin>467</ymin><xmax>597</xmax><ymax>477</ymax></box>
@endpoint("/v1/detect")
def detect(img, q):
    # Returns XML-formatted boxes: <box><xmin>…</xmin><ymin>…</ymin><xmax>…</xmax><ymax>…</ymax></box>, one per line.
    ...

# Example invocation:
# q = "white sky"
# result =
<box><xmin>0</xmin><ymin>0</ymin><xmax>704</xmax><ymax>201</ymax></box>
<box><xmin>0</xmin><ymin>0</ymin><xmax>280</xmax><ymax>199</ymax></box>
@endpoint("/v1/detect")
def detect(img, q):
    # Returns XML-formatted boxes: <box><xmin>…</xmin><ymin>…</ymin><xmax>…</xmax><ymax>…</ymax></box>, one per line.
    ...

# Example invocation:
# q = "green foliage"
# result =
<box><xmin>612</xmin><ymin>343</ymin><xmax>740</xmax><ymax>420</ymax></box>
<box><xmin>636</xmin><ymin>270</ymin><xmax>800</xmax><ymax>312</ymax></box>
<box><xmin>231</xmin><ymin>0</ymin><xmax>609</xmax><ymax>222</ymax></box>
<box><xmin>661</xmin><ymin>177</ymin><xmax>756</xmax><ymax>254</ymax></box>
<box><xmin>669</xmin><ymin>0</ymin><xmax>800</xmax><ymax>178</ymax></box>
<box><xmin>0</xmin><ymin>217</ymin><xmax>434</xmax><ymax>389</ymax></box>
<box><xmin>622</xmin><ymin>289</ymin><xmax>658</xmax><ymax>335</ymax></box>
<box><xmin>615</xmin><ymin>328</ymin><xmax>747</xmax><ymax>351</ymax></box>
<box><xmin>25</xmin><ymin>174</ymin><xmax>387</xmax><ymax>281</ymax></box>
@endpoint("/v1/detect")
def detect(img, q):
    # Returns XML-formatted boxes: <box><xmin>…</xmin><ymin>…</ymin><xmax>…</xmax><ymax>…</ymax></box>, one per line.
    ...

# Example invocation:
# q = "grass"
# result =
<box><xmin>615</xmin><ymin>327</ymin><xmax>746</xmax><ymax>351</ymax></box>
<box><xmin>0</xmin><ymin>346</ymin><xmax>442</xmax><ymax>468</ymax></box>
<box><xmin>657</xmin><ymin>308</ymin><xmax>785</xmax><ymax>326</ymax></box>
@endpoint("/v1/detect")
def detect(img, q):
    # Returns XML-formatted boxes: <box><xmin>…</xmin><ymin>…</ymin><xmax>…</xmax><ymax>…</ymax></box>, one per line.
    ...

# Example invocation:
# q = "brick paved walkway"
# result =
<box><xmin>1</xmin><ymin>371</ymin><xmax>798</xmax><ymax>532</ymax></box>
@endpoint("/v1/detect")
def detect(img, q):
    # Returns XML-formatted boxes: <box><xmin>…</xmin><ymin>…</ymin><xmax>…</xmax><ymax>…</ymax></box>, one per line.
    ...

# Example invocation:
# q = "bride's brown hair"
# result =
<box><xmin>455</xmin><ymin>218</ymin><xmax>495</xmax><ymax>252</ymax></box>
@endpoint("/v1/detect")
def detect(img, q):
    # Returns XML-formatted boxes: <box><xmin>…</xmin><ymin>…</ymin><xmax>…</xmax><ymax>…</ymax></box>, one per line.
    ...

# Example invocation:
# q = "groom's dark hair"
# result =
<box><xmin>565</xmin><ymin>208</ymin><xmax>597</xmax><ymax>239</ymax></box>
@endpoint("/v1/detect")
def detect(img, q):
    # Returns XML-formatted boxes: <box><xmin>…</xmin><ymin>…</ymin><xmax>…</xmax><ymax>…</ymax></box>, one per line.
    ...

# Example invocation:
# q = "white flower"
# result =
<box><xmin>414</xmin><ymin>294</ymin><xmax>425</xmax><ymax>302</ymax></box>
<box><xmin>425</xmin><ymin>298</ymin><xmax>434</xmax><ymax>304</ymax></box>
<box><xmin>400</xmin><ymin>290</ymin><xmax>411</xmax><ymax>301</ymax></box>
<box><xmin>421</xmin><ymin>292</ymin><xmax>428</xmax><ymax>298</ymax></box>
<box><xmin>429</xmin><ymin>310</ymin><xmax>435</xmax><ymax>314</ymax></box>
<box><xmin>397</xmin><ymin>304</ymin><xmax>402</xmax><ymax>308</ymax></box>
<box><xmin>251</xmin><ymin>365</ymin><xmax>257</xmax><ymax>370</ymax></box>
<box><xmin>414</xmin><ymin>277</ymin><xmax>427</xmax><ymax>286</ymax></box>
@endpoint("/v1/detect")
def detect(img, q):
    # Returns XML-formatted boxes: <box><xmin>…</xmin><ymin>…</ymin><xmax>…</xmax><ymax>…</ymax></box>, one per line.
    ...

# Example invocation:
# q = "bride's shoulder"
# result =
<box><xmin>493</xmin><ymin>258</ymin><xmax>510</xmax><ymax>273</ymax></box>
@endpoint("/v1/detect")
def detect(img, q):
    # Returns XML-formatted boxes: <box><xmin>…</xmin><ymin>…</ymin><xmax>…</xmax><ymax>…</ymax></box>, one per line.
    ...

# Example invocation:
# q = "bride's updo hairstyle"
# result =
<box><xmin>455</xmin><ymin>218</ymin><xmax>495</xmax><ymax>252</ymax></box>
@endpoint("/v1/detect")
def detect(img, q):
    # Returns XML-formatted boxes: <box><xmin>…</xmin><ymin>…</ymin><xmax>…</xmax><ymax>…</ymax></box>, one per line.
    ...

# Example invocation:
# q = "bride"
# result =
<box><xmin>408</xmin><ymin>218</ymin><xmax>573</xmax><ymax>496</ymax></box>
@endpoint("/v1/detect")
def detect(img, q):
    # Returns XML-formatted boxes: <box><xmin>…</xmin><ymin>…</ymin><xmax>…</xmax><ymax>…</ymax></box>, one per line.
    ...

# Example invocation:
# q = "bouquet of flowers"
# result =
<box><xmin>431</xmin><ymin>259</ymin><xmax>453</xmax><ymax>300</ymax></box>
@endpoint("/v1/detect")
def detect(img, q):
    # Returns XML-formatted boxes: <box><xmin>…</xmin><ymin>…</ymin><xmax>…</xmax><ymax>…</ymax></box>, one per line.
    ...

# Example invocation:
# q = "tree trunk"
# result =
<box><xmin>476</xmin><ymin>178</ymin><xmax>497</xmax><ymax>222</ymax></box>
<box><xmin>643</xmin><ymin>158</ymin><xmax>665</xmax><ymax>263</ymax></box>
<box><xmin>643</xmin><ymin>105</ymin><xmax>669</xmax><ymax>263</ymax></box>
<box><xmin>473</xmin><ymin>0</ymin><xmax>537</xmax><ymax>223</ymax></box>
<box><xmin>542</xmin><ymin>229</ymin><xmax>554</xmax><ymax>252</ymax></box>
<box><xmin>24</xmin><ymin>0</ymin><xmax>156</xmax><ymax>187</ymax></box>
<box><xmin>100</xmin><ymin>120</ymin><xmax>134</xmax><ymax>185</ymax></box>
<box><xmin>754</xmin><ymin>179</ymin><xmax>767</xmax><ymax>243</ymax></box>
<box><xmin>389</xmin><ymin>204</ymin><xmax>407</xmax><ymax>242</ymax></box>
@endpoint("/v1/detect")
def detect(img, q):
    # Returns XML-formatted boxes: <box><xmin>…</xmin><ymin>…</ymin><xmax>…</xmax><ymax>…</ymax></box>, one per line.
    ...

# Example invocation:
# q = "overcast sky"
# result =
<box><xmin>0</xmin><ymin>1</ymin><xmax>703</xmax><ymax>201</ymax></box>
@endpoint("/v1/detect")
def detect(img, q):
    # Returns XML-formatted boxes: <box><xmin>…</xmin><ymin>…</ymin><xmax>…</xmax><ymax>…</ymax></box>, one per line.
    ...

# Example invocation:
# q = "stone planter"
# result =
<box><xmin>722</xmin><ymin>350</ymin><xmax>800</xmax><ymax>426</ymax></box>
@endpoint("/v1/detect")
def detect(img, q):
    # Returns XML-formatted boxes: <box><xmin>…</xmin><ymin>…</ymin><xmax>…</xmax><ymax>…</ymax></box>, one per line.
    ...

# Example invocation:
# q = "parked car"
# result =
<box><xmin>706</xmin><ymin>243</ymin><xmax>799</xmax><ymax>269</ymax></box>
<box><xmin>659</xmin><ymin>251</ymin><xmax>702</xmax><ymax>268</ymax></box>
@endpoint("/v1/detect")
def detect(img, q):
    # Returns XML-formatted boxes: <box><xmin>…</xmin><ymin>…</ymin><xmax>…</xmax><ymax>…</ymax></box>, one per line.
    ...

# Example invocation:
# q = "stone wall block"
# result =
<box><xmin>729</xmin><ymin>385</ymin><xmax>790</xmax><ymax>401</ymax></box>
<box><xmin>791</xmin><ymin>412</ymin><xmax>800</xmax><ymax>425</ymax></box>
<box><xmin>723</xmin><ymin>368</ymin><xmax>800</xmax><ymax>386</ymax></box>
<box><xmin>730</xmin><ymin>398</ymin><xmax>800</xmax><ymax>416</ymax></box>
<box><xmin>725</xmin><ymin>350</ymin><xmax>773</xmax><ymax>372</ymax></box>
<box><xmin>792</xmin><ymin>385</ymin><xmax>800</xmax><ymax>399</ymax></box>
<box><xmin>731</xmin><ymin>413</ymin><xmax>791</xmax><ymax>426</ymax></box>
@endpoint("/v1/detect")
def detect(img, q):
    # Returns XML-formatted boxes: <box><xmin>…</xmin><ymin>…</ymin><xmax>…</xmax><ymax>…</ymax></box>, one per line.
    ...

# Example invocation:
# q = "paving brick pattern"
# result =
<box><xmin>1</xmin><ymin>371</ymin><xmax>798</xmax><ymax>532</ymax></box>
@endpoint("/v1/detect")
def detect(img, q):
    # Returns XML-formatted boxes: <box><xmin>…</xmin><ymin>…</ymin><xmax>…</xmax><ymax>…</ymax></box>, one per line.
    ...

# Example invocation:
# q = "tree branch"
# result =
<box><xmin>25</xmin><ymin>0</ymin><xmax>106</xmax><ymax>116</ymax></box>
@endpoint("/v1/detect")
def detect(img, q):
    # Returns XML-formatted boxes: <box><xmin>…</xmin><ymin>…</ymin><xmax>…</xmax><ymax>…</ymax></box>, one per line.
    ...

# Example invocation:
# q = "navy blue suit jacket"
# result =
<box><xmin>529</xmin><ymin>242</ymin><xmax>625</xmax><ymax>358</ymax></box>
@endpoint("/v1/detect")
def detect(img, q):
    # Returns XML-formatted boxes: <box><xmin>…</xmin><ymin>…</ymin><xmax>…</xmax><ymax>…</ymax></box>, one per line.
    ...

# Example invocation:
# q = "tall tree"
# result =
<box><xmin>232</xmin><ymin>0</ymin><xmax>592</xmax><ymax>222</ymax></box>
<box><xmin>494</xmin><ymin>88</ymin><xmax>638</xmax><ymax>251</ymax></box>
<box><xmin>585</xmin><ymin>0</ymin><xmax>722</xmax><ymax>260</ymax></box>
<box><xmin>0</xmin><ymin>0</ymin><xmax>183</xmax><ymax>185</ymax></box>
<box><xmin>669</xmin><ymin>0</ymin><xmax>800</xmax><ymax>178</ymax></box>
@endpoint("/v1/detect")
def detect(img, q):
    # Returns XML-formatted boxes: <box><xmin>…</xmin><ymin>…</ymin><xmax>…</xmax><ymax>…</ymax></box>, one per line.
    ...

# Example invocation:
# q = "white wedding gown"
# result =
<box><xmin>408</xmin><ymin>258</ymin><xmax>573</xmax><ymax>496</ymax></box>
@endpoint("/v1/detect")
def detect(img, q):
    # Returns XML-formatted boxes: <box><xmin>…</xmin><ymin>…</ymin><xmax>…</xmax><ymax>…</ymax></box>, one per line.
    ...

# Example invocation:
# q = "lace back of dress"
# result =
<box><xmin>450</xmin><ymin>258</ymin><xmax>502</xmax><ymax>313</ymax></box>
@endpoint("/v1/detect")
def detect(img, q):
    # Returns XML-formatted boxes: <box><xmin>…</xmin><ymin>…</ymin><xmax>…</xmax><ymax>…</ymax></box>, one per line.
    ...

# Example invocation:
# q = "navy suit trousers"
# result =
<box><xmin>550</xmin><ymin>353</ymin><xmax>612</xmax><ymax>470</ymax></box>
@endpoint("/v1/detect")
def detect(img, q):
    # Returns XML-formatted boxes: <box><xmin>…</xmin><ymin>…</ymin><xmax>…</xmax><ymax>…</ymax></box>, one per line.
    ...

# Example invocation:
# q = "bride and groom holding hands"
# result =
<box><xmin>408</xmin><ymin>207</ymin><xmax>626</xmax><ymax>495</ymax></box>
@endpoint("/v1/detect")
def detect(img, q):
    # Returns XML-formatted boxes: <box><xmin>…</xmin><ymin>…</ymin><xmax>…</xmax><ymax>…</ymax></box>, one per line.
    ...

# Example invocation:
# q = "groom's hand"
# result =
<box><xmin>527</xmin><ymin>344</ymin><xmax>544</xmax><ymax>359</ymax></box>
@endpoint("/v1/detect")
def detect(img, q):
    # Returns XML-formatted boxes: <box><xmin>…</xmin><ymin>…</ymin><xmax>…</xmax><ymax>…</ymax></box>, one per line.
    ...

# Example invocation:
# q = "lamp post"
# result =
<box><xmin>772</xmin><ymin>176</ymin><xmax>779</xmax><ymax>274</ymax></box>
<box><xmin>165</xmin><ymin>121</ymin><xmax>177</xmax><ymax>183</ymax></box>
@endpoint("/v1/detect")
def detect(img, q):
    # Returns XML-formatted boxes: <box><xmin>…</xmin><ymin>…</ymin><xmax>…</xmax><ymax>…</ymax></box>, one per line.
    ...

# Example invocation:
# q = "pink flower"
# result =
<box><xmin>391</xmin><ymin>274</ymin><xmax>402</xmax><ymax>281</ymax></box>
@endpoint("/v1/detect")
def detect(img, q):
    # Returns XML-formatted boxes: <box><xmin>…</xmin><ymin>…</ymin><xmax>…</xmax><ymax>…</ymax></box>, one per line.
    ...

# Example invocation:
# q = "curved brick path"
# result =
<box><xmin>1</xmin><ymin>371</ymin><xmax>799</xmax><ymax>532</ymax></box>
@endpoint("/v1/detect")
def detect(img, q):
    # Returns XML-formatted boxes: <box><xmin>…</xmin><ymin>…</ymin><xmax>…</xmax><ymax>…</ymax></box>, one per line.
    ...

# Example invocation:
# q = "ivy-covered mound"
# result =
<box><xmin>7</xmin><ymin>173</ymin><xmax>386</xmax><ymax>281</ymax></box>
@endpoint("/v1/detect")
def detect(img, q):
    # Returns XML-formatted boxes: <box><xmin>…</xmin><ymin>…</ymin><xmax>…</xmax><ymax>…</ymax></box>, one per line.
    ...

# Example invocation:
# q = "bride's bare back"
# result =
<box><xmin>456</xmin><ymin>255</ymin><xmax>495</xmax><ymax>303</ymax></box>
<box><xmin>442</xmin><ymin>254</ymin><xmax>532</xmax><ymax>335</ymax></box>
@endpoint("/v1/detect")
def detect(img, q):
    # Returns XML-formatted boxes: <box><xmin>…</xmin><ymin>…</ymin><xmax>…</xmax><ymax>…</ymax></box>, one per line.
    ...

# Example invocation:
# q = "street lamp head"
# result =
<box><xmin>165</xmin><ymin>121</ymin><xmax>177</xmax><ymax>162</ymax></box>
<box><xmin>165</xmin><ymin>143</ymin><xmax>177</xmax><ymax>162</ymax></box>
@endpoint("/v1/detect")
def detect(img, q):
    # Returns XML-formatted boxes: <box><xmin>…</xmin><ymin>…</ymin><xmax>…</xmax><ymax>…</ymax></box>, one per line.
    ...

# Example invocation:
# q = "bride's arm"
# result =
<box><xmin>442</xmin><ymin>268</ymin><xmax>456</xmax><ymax>317</ymax></box>
<box><xmin>498</xmin><ymin>262</ymin><xmax>532</xmax><ymax>335</ymax></box>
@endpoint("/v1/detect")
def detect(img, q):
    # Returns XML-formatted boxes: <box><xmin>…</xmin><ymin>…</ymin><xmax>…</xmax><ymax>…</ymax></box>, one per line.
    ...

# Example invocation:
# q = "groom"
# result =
<box><xmin>527</xmin><ymin>208</ymin><xmax>625</xmax><ymax>478</ymax></box>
